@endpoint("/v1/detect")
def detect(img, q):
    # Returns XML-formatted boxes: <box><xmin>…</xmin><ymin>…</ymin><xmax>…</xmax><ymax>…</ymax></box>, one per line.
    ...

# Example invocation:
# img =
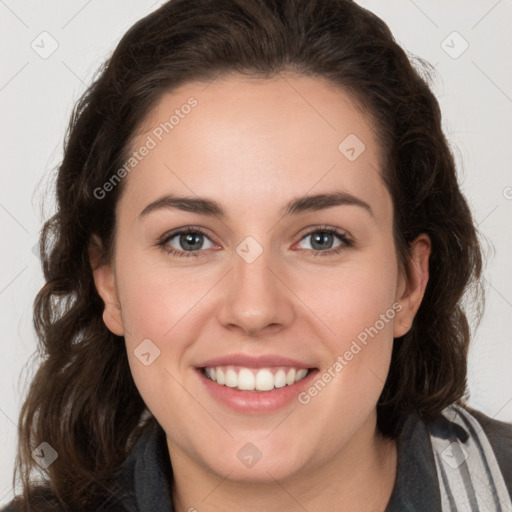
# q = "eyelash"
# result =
<box><xmin>157</xmin><ymin>225</ymin><xmax>353</xmax><ymax>259</ymax></box>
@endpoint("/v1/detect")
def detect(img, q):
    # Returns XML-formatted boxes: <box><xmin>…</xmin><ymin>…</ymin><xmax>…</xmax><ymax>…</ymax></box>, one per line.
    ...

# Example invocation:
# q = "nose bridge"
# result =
<box><xmin>235</xmin><ymin>237</ymin><xmax>273</xmax><ymax>292</ymax></box>
<box><xmin>217</xmin><ymin>235</ymin><xmax>293</xmax><ymax>334</ymax></box>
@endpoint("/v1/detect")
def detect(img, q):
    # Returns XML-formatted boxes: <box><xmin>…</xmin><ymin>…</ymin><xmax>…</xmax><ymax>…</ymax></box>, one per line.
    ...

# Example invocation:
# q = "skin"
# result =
<box><xmin>91</xmin><ymin>73</ymin><xmax>431</xmax><ymax>512</ymax></box>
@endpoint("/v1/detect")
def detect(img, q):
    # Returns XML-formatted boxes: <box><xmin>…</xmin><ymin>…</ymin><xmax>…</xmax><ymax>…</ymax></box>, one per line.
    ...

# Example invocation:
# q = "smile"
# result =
<box><xmin>203</xmin><ymin>366</ymin><xmax>310</xmax><ymax>391</ymax></box>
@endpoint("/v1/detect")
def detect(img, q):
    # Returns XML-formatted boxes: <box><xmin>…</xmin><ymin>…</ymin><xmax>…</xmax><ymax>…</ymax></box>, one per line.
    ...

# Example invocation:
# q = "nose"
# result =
<box><xmin>216</xmin><ymin>241</ymin><xmax>295</xmax><ymax>337</ymax></box>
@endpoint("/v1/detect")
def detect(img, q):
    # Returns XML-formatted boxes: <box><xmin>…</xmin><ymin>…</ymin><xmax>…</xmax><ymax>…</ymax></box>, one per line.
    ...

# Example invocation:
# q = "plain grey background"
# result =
<box><xmin>1</xmin><ymin>0</ymin><xmax>511</xmax><ymax>505</ymax></box>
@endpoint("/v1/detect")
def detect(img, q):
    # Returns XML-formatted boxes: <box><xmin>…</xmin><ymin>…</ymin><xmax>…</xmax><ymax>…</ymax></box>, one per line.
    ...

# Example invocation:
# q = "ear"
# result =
<box><xmin>394</xmin><ymin>233</ymin><xmax>431</xmax><ymax>338</ymax></box>
<box><xmin>89</xmin><ymin>235</ymin><xmax>125</xmax><ymax>336</ymax></box>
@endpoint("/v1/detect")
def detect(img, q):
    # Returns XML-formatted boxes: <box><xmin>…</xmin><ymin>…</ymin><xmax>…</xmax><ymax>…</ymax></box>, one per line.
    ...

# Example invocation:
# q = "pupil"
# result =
<box><xmin>312</xmin><ymin>232</ymin><xmax>332</xmax><ymax>250</ymax></box>
<box><xmin>182</xmin><ymin>233</ymin><xmax>202</xmax><ymax>251</ymax></box>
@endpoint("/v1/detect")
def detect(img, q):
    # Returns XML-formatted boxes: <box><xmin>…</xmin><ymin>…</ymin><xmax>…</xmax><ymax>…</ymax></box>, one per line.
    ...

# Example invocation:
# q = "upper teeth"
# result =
<box><xmin>204</xmin><ymin>366</ymin><xmax>309</xmax><ymax>391</ymax></box>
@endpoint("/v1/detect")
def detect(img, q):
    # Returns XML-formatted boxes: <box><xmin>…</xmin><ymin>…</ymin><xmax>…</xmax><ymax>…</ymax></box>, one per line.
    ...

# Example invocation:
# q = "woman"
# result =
<box><xmin>3</xmin><ymin>0</ymin><xmax>511</xmax><ymax>511</ymax></box>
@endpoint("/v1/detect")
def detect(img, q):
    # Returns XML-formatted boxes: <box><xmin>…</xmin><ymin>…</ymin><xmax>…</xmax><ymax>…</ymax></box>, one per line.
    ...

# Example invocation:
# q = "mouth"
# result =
<box><xmin>195</xmin><ymin>355</ymin><xmax>318</xmax><ymax>413</ymax></box>
<box><xmin>201</xmin><ymin>365</ymin><xmax>311</xmax><ymax>392</ymax></box>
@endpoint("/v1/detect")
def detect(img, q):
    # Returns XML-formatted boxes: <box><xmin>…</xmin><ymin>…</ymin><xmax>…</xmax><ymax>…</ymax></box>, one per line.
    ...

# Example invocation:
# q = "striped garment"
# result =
<box><xmin>428</xmin><ymin>403</ymin><xmax>512</xmax><ymax>512</ymax></box>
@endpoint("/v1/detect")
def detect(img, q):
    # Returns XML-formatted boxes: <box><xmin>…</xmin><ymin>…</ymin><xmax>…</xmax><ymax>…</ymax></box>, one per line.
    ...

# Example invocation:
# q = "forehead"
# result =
<box><xmin>119</xmin><ymin>73</ymin><xmax>391</xmax><ymax>224</ymax></box>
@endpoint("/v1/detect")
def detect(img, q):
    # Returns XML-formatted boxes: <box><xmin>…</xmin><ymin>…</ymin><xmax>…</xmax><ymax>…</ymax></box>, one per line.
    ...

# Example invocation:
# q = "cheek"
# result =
<box><xmin>115</xmin><ymin>256</ymin><xmax>203</xmax><ymax>345</ymax></box>
<box><xmin>117</xmin><ymin>263</ymin><xmax>200</xmax><ymax>426</ymax></box>
<box><xmin>300</xmin><ymin>248</ymin><xmax>398</xmax><ymax>398</ymax></box>
<box><xmin>297</xmin><ymin>247</ymin><xmax>399</xmax><ymax>342</ymax></box>
<box><xmin>112</xmin><ymin>258</ymin><xmax>196</xmax><ymax>406</ymax></box>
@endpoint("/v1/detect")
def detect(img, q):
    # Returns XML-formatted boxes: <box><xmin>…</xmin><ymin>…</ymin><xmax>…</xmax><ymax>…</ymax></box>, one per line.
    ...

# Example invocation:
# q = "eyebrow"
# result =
<box><xmin>139</xmin><ymin>191</ymin><xmax>374</xmax><ymax>219</ymax></box>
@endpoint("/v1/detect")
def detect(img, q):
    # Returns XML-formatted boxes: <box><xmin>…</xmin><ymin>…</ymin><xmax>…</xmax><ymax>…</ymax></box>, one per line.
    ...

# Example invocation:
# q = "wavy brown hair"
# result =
<box><xmin>10</xmin><ymin>0</ymin><xmax>484</xmax><ymax>509</ymax></box>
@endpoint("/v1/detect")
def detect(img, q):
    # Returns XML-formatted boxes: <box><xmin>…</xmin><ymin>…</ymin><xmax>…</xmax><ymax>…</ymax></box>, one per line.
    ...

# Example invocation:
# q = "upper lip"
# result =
<box><xmin>196</xmin><ymin>354</ymin><xmax>315</xmax><ymax>369</ymax></box>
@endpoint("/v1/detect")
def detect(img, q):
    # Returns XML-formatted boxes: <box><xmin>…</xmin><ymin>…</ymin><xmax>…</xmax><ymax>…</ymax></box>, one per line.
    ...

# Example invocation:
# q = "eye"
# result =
<box><xmin>296</xmin><ymin>226</ymin><xmax>352</xmax><ymax>257</ymax></box>
<box><xmin>159</xmin><ymin>227</ymin><xmax>216</xmax><ymax>258</ymax></box>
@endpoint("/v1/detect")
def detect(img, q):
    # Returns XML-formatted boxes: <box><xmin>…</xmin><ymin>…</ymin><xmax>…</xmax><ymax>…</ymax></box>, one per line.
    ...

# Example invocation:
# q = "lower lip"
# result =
<box><xmin>197</xmin><ymin>368</ymin><xmax>318</xmax><ymax>414</ymax></box>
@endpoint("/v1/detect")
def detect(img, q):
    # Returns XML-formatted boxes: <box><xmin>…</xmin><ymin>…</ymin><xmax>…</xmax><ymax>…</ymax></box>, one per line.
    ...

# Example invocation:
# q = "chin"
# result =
<box><xmin>193</xmin><ymin>433</ymin><xmax>314</xmax><ymax>483</ymax></box>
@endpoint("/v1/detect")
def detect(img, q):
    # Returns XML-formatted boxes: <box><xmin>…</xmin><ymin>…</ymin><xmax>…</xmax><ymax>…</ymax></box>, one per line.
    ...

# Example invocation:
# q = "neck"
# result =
<box><xmin>169</xmin><ymin>414</ymin><xmax>397</xmax><ymax>512</ymax></box>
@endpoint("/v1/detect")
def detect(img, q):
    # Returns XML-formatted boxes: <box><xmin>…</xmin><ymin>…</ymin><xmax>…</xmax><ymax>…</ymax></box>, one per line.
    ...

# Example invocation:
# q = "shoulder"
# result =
<box><xmin>0</xmin><ymin>487</ymin><xmax>62</xmax><ymax>512</ymax></box>
<box><xmin>0</xmin><ymin>483</ymin><xmax>135</xmax><ymax>512</ymax></box>
<box><xmin>425</xmin><ymin>402</ymin><xmax>512</xmax><ymax>508</ymax></box>
<box><xmin>0</xmin><ymin>421</ymin><xmax>162</xmax><ymax>512</ymax></box>
<box><xmin>463</xmin><ymin>404</ymin><xmax>512</xmax><ymax>488</ymax></box>
<box><xmin>0</xmin><ymin>494</ymin><xmax>133</xmax><ymax>512</ymax></box>
<box><xmin>386</xmin><ymin>402</ymin><xmax>512</xmax><ymax>512</ymax></box>
<box><xmin>0</xmin><ymin>491</ymin><xmax>60</xmax><ymax>512</ymax></box>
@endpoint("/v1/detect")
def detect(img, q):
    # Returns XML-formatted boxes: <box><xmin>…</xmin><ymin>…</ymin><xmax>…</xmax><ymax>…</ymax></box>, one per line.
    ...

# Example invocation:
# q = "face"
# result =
<box><xmin>92</xmin><ymin>73</ymin><xmax>430</xmax><ymax>483</ymax></box>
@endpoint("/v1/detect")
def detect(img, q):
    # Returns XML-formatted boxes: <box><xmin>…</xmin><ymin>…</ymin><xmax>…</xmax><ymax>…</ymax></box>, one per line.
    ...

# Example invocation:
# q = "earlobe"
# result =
<box><xmin>89</xmin><ymin>235</ymin><xmax>125</xmax><ymax>336</ymax></box>
<box><xmin>394</xmin><ymin>234</ymin><xmax>431</xmax><ymax>338</ymax></box>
